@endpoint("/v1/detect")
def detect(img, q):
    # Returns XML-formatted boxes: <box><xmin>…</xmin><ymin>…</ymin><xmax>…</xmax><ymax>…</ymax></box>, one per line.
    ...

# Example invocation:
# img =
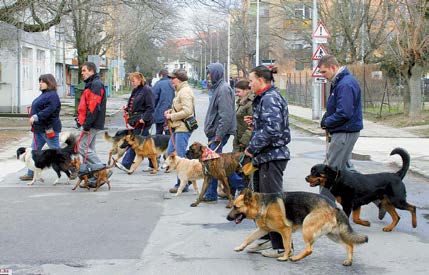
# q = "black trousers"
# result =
<box><xmin>253</xmin><ymin>159</ymin><xmax>288</xmax><ymax>249</ymax></box>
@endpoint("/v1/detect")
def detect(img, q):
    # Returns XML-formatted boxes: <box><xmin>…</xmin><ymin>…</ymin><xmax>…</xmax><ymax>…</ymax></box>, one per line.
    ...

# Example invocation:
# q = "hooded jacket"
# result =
<box><xmin>204</xmin><ymin>63</ymin><xmax>236</xmax><ymax>140</ymax></box>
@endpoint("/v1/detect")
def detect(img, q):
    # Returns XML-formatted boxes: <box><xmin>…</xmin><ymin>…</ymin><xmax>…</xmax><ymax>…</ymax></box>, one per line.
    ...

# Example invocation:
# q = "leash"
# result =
<box><xmin>26</xmin><ymin>106</ymin><xmax>38</xmax><ymax>150</ymax></box>
<box><xmin>325</xmin><ymin>129</ymin><xmax>330</xmax><ymax>165</ymax></box>
<box><xmin>207</xmin><ymin>139</ymin><xmax>222</xmax><ymax>152</ymax></box>
<box><xmin>167</xmin><ymin>119</ymin><xmax>177</xmax><ymax>152</ymax></box>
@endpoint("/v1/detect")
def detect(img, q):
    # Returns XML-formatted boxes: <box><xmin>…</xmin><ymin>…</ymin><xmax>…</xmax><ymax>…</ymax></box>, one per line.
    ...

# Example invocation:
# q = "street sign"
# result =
<box><xmin>311</xmin><ymin>21</ymin><xmax>331</xmax><ymax>38</ymax></box>
<box><xmin>312</xmin><ymin>66</ymin><xmax>323</xmax><ymax>77</ymax></box>
<box><xmin>314</xmin><ymin>37</ymin><xmax>328</xmax><ymax>44</ymax></box>
<box><xmin>314</xmin><ymin>77</ymin><xmax>327</xmax><ymax>84</ymax></box>
<box><xmin>312</xmin><ymin>44</ymin><xmax>329</xmax><ymax>60</ymax></box>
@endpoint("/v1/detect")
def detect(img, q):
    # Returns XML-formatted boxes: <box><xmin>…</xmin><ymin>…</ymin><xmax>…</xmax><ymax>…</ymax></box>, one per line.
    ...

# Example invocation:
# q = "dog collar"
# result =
<box><xmin>201</xmin><ymin>147</ymin><xmax>220</xmax><ymax>161</ymax></box>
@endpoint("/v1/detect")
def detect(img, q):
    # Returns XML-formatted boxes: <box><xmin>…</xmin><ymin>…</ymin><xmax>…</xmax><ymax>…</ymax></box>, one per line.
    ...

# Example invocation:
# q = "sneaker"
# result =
<box><xmin>115</xmin><ymin>162</ymin><xmax>128</xmax><ymax>171</ymax></box>
<box><xmin>19</xmin><ymin>174</ymin><xmax>33</xmax><ymax>181</ymax></box>
<box><xmin>161</xmin><ymin>163</ymin><xmax>168</xmax><ymax>169</ymax></box>
<box><xmin>169</xmin><ymin>187</ymin><xmax>178</xmax><ymax>193</ymax></box>
<box><xmin>246</xmin><ymin>240</ymin><xmax>272</xmax><ymax>253</ymax></box>
<box><xmin>261</xmin><ymin>248</ymin><xmax>285</xmax><ymax>258</ymax></box>
<box><xmin>142</xmin><ymin>166</ymin><xmax>153</xmax><ymax>172</ymax></box>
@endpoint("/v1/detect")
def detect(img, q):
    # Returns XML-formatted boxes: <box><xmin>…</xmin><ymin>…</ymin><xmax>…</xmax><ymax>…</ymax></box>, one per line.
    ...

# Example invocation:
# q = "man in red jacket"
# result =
<box><xmin>76</xmin><ymin>61</ymin><xmax>110</xmax><ymax>186</ymax></box>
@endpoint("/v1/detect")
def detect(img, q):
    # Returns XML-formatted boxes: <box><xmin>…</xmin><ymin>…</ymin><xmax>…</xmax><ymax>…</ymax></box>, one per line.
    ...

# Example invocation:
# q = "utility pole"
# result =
<box><xmin>311</xmin><ymin>0</ymin><xmax>321</xmax><ymax>120</ymax></box>
<box><xmin>255</xmin><ymin>0</ymin><xmax>260</xmax><ymax>66</ymax></box>
<box><xmin>227</xmin><ymin>11</ymin><xmax>231</xmax><ymax>83</ymax></box>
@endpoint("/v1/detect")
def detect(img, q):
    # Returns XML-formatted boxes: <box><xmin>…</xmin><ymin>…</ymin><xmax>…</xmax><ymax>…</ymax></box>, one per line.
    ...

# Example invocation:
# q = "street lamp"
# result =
<box><xmin>255</xmin><ymin>0</ymin><xmax>260</xmax><ymax>66</ymax></box>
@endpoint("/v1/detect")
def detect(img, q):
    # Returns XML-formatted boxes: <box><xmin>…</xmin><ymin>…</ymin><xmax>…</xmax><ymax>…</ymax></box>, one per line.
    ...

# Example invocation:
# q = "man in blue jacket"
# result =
<box><xmin>152</xmin><ymin>68</ymin><xmax>175</xmax><ymax>135</ymax></box>
<box><xmin>319</xmin><ymin>55</ymin><xmax>363</xmax><ymax>173</ymax></box>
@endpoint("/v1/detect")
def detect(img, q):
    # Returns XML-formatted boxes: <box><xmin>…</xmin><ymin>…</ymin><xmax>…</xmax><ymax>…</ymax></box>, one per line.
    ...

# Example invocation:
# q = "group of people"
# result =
<box><xmin>18</xmin><ymin>55</ymin><xmax>366</xmax><ymax>260</ymax></box>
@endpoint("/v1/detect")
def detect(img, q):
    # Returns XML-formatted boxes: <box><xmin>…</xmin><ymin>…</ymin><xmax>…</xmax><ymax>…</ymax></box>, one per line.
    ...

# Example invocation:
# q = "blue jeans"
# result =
<box><xmin>167</xmin><ymin>131</ymin><xmax>192</xmax><ymax>189</ymax></box>
<box><xmin>204</xmin><ymin>135</ymin><xmax>230</xmax><ymax>200</ymax></box>
<box><xmin>27</xmin><ymin>131</ymin><xmax>60</xmax><ymax>176</ymax></box>
<box><xmin>121</xmin><ymin>125</ymin><xmax>150</xmax><ymax>169</ymax></box>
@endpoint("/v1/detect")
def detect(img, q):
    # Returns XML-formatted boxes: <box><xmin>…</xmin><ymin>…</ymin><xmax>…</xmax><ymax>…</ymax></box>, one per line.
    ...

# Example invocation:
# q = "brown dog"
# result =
<box><xmin>165</xmin><ymin>152</ymin><xmax>203</xmax><ymax>196</ymax></box>
<box><xmin>70</xmin><ymin>158</ymin><xmax>115</xmax><ymax>192</ymax></box>
<box><xmin>121</xmin><ymin>133</ymin><xmax>170</xmax><ymax>174</ymax></box>
<box><xmin>186</xmin><ymin>141</ymin><xmax>245</xmax><ymax>208</ymax></box>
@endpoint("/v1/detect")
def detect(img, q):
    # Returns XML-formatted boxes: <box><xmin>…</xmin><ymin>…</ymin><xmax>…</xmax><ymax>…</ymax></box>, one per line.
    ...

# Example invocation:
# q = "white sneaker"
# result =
<box><xmin>115</xmin><ymin>162</ymin><xmax>128</xmax><ymax>171</ymax></box>
<box><xmin>261</xmin><ymin>248</ymin><xmax>285</xmax><ymax>258</ymax></box>
<box><xmin>161</xmin><ymin>163</ymin><xmax>167</xmax><ymax>169</ymax></box>
<box><xmin>246</xmin><ymin>240</ymin><xmax>272</xmax><ymax>253</ymax></box>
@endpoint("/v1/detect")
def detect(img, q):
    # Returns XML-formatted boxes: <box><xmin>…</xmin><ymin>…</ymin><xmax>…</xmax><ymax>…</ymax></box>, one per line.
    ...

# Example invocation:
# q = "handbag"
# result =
<box><xmin>173</xmin><ymin>101</ymin><xmax>198</xmax><ymax>132</ymax></box>
<box><xmin>183</xmin><ymin>116</ymin><xmax>198</xmax><ymax>131</ymax></box>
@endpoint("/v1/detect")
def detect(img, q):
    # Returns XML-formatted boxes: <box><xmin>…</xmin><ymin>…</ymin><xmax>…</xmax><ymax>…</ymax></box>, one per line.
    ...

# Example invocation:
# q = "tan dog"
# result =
<box><xmin>70</xmin><ymin>158</ymin><xmax>115</xmax><ymax>192</ymax></box>
<box><xmin>165</xmin><ymin>152</ymin><xmax>203</xmax><ymax>196</ymax></box>
<box><xmin>227</xmin><ymin>189</ymin><xmax>368</xmax><ymax>266</ymax></box>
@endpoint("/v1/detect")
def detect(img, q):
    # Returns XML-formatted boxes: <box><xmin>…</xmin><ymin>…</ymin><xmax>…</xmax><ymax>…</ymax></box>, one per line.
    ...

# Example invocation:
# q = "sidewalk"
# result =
<box><xmin>288</xmin><ymin>105</ymin><xmax>429</xmax><ymax>178</ymax></box>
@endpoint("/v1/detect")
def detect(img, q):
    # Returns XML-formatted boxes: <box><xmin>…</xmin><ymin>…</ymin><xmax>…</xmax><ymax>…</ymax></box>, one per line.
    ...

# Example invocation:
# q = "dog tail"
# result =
<box><xmin>335</xmin><ymin>208</ymin><xmax>369</xmax><ymax>244</ymax></box>
<box><xmin>390</xmin><ymin>147</ymin><xmax>410</xmax><ymax>179</ymax></box>
<box><xmin>103</xmin><ymin>131</ymin><xmax>114</xmax><ymax>143</ymax></box>
<box><xmin>62</xmin><ymin>134</ymin><xmax>77</xmax><ymax>154</ymax></box>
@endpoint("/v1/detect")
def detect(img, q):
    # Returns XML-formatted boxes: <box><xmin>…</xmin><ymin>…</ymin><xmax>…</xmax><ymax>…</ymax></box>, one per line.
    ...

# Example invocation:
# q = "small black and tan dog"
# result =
<box><xmin>305</xmin><ymin>147</ymin><xmax>417</xmax><ymax>232</ymax></box>
<box><xmin>227</xmin><ymin>189</ymin><xmax>368</xmax><ymax>266</ymax></box>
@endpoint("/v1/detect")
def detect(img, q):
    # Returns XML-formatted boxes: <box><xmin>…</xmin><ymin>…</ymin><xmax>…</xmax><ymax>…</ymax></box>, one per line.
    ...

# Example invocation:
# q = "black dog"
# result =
<box><xmin>17</xmin><ymin>134</ymin><xmax>78</xmax><ymax>185</ymax></box>
<box><xmin>305</xmin><ymin>147</ymin><xmax>417</xmax><ymax>232</ymax></box>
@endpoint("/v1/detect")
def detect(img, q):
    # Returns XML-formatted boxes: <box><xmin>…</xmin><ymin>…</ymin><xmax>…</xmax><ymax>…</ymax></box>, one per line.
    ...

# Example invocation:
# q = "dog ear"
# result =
<box><xmin>243</xmin><ymin>188</ymin><xmax>253</xmax><ymax>203</ymax></box>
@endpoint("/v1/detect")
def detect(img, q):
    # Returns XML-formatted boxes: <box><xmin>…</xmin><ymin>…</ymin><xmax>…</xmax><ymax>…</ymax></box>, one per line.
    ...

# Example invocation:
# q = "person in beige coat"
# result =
<box><xmin>164</xmin><ymin>68</ymin><xmax>196</xmax><ymax>193</ymax></box>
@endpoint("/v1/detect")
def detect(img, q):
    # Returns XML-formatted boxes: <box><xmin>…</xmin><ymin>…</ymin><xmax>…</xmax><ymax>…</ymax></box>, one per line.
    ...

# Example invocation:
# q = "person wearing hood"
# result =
<box><xmin>202</xmin><ymin>63</ymin><xmax>237</xmax><ymax>203</ymax></box>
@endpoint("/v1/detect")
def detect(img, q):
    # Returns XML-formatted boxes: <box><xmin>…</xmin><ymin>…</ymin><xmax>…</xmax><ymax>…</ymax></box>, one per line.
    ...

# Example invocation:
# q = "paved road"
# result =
<box><xmin>0</xmin><ymin>89</ymin><xmax>428</xmax><ymax>274</ymax></box>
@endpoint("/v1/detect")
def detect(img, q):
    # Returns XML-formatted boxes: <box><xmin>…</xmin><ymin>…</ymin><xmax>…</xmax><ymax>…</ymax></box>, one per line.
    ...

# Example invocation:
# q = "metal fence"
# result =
<box><xmin>281</xmin><ymin>64</ymin><xmax>425</xmax><ymax>116</ymax></box>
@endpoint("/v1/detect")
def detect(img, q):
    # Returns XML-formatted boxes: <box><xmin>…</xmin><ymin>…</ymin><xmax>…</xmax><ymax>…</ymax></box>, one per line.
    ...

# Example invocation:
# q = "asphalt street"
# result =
<box><xmin>0</xmin><ymin>89</ymin><xmax>428</xmax><ymax>275</ymax></box>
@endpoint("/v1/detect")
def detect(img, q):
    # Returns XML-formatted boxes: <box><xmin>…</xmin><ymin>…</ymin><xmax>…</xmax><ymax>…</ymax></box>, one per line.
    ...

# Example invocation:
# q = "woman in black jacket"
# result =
<box><xmin>117</xmin><ymin>72</ymin><xmax>154</xmax><ymax>170</ymax></box>
<box><xmin>19</xmin><ymin>74</ymin><xmax>62</xmax><ymax>181</ymax></box>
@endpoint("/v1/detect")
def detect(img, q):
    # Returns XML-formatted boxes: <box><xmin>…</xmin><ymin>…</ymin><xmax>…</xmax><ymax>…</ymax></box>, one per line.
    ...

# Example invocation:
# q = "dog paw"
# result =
<box><xmin>190</xmin><ymin>202</ymin><xmax>198</xmax><ymax>207</ymax></box>
<box><xmin>342</xmin><ymin>259</ymin><xmax>352</xmax><ymax>266</ymax></box>
<box><xmin>27</xmin><ymin>182</ymin><xmax>34</xmax><ymax>186</ymax></box>
<box><xmin>277</xmin><ymin>256</ymin><xmax>289</xmax><ymax>261</ymax></box>
<box><xmin>234</xmin><ymin>246</ymin><xmax>244</xmax><ymax>252</ymax></box>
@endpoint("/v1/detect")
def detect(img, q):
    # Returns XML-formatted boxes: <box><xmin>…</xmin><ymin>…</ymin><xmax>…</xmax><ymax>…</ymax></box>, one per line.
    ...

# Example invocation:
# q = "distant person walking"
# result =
<box><xmin>152</xmin><ymin>68</ymin><xmax>175</xmax><ymax>135</ymax></box>
<box><xmin>19</xmin><ymin>74</ymin><xmax>62</xmax><ymax>181</ymax></box>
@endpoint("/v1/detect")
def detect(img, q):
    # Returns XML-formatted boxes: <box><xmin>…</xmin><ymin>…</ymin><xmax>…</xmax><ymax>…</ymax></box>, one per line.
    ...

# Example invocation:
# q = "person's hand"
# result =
<box><xmin>244</xmin><ymin>149</ymin><xmax>253</xmax><ymax>158</ymax></box>
<box><xmin>139</xmin><ymin>119</ymin><xmax>145</xmax><ymax>127</ymax></box>
<box><xmin>29</xmin><ymin>116</ymin><xmax>35</xmax><ymax>125</ymax></box>
<box><xmin>244</xmin><ymin>115</ymin><xmax>252</xmax><ymax>125</ymax></box>
<box><xmin>320</xmin><ymin>112</ymin><xmax>327</xmax><ymax>129</ymax></box>
<box><xmin>165</xmin><ymin>113</ymin><xmax>171</xmax><ymax>120</ymax></box>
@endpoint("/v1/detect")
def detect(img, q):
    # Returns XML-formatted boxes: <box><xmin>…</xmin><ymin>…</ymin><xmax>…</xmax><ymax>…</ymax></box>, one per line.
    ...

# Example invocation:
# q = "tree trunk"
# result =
<box><xmin>408</xmin><ymin>65</ymin><xmax>423</xmax><ymax>120</ymax></box>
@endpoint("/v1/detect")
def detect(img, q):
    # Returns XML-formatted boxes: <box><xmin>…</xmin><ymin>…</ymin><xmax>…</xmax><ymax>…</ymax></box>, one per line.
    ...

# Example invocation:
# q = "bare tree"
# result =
<box><xmin>388</xmin><ymin>0</ymin><xmax>429</xmax><ymax>119</ymax></box>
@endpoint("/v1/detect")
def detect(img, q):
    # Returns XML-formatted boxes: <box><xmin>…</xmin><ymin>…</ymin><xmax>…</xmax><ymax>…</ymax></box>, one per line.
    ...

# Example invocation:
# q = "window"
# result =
<box><xmin>36</xmin><ymin>50</ymin><xmax>46</xmax><ymax>77</ymax></box>
<box><xmin>22</xmin><ymin>47</ymin><xmax>33</xmax><ymax>91</ymax></box>
<box><xmin>294</xmin><ymin>4</ymin><xmax>311</xmax><ymax>20</ymax></box>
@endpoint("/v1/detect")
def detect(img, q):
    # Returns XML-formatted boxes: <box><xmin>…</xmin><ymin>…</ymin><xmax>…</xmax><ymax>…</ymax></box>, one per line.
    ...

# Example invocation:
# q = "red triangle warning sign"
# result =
<box><xmin>312</xmin><ymin>44</ymin><xmax>329</xmax><ymax>60</ymax></box>
<box><xmin>312</xmin><ymin>66</ymin><xmax>323</xmax><ymax>77</ymax></box>
<box><xmin>312</xmin><ymin>21</ymin><xmax>330</xmax><ymax>38</ymax></box>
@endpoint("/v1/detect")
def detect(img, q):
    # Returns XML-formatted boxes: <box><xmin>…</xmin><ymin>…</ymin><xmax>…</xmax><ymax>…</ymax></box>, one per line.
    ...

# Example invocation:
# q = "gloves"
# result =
<box><xmin>320</xmin><ymin>112</ymin><xmax>327</xmax><ymax>129</ymax></box>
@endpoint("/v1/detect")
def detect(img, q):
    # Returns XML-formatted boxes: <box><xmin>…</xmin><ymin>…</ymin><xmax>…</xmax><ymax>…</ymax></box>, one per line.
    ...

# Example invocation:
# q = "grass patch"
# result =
<box><xmin>364</xmin><ymin>109</ymin><xmax>429</xmax><ymax>128</ymax></box>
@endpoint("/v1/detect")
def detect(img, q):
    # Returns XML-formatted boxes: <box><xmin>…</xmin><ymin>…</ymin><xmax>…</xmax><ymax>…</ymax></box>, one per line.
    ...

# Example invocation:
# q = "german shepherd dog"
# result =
<box><xmin>186</xmin><ymin>141</ymin><xmax>246</xmax><ymax>208</ymax></box>
<box><xmin>16</xmin><ymin>134</ymin><xmax>77</xmax><ymax>185</ymax></box>
<box><xmin>103</xmin><ymin>130</ymin><xmax>129</xmax><ymax>164</ymax></box>
<box><xmin>165</xmin><ymin>152</ymin><xmax>203</xmax><ymax>196</ymax></box>
<box><xmin>120</xmin><ymin>133</ymin><xmax>170</xmax><ymax>174</ymax></box>
<box><xmin>305</xmin><ymin>147</ymin><xmax>417</xmax><ymax>232</ymax></box>
<box><xmin>227</xmin><ymin>189</ymin><xmax>368</xmax><ymax>266</ymax></box>
<box><xmin>70</xmin><ymin>157</ymin><xmax>116</xmax><ymax>192</ymax></box>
